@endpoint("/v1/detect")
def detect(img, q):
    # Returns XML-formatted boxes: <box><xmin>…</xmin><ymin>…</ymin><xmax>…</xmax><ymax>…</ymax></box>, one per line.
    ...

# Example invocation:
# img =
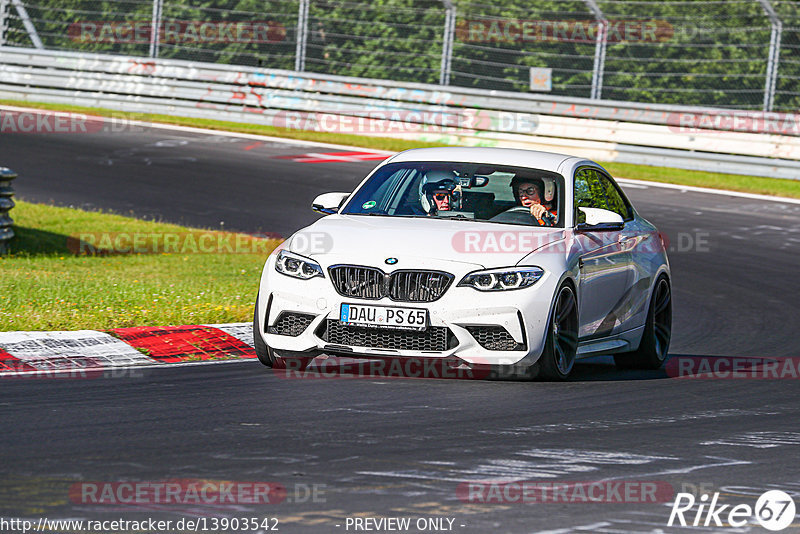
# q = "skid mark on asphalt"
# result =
<box><xmin>596</xmin><ymin>456</ymin><xmax>751</xmax><ymax>482</ymax></box>
<box><xmin>517</xmin><ymin>449</ymin><xmax>676</xmax><ymax>465</ymax></box>
<box><xmin>480</xmin><ymin>409</ymin><xmax>780</xmax><ymax>437</ymax></box>
<box><xmin>358</xmin><ymin>449</ymin><xmax>682</xmax><ymax>483</ymax></box>
<box><xmin>700</xmin><ymin>431</ymin><xmax>800</xmax><ymax>448</ymax></box>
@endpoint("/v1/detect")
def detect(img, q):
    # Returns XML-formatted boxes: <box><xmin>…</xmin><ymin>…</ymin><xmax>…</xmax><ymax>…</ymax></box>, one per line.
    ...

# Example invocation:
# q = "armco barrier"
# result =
<box><xmin>1</xmin><ymin>46</ymin><xmax>799</xmax><ymax>179</ymax></box>
<box><xmin>0</xmin><ymin>167</ymin><xmax>16</xmax><ymax>255</ymax></box>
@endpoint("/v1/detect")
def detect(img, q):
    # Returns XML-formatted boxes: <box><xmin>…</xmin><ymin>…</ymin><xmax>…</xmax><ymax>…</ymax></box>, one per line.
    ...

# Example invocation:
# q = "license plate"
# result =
<box><xmin>340</xmin><ymin>303</ymin><xmax>428</xmax><ymax>330</ymax></box>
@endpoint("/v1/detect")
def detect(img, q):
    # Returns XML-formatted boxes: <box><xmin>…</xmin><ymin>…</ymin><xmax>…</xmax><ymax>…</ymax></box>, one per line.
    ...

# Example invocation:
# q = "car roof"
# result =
<box><xmin>387</xmin><ymin>147</ymin><xmax>578</xmax><ymax>174</ymax></box>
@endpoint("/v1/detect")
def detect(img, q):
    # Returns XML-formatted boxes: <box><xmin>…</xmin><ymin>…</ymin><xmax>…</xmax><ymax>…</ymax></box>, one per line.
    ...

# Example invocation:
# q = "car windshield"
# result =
<box><xmin>341</xmin><ymin>161</ymin><xmax>564</xmax><ymax>227</ymax></box>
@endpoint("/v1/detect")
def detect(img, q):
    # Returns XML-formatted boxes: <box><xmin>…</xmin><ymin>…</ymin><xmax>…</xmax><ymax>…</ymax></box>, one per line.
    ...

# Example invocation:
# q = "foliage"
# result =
<box><xmin>5</xmin><ymin>0</ymin><xmax>799</xmax><ymax>110</ymax></box>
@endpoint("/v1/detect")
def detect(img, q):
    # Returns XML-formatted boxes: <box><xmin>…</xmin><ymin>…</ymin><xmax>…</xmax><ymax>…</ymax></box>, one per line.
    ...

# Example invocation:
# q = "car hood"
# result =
<box><xmin>286</xmin><ymin>214</ymin><xmax>566</xmax><ymax>269</ymax></box>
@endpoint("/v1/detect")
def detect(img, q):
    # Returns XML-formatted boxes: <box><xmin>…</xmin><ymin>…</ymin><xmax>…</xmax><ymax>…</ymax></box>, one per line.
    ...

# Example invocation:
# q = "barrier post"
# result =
<box><xmin>758</xmin><ymin>0</ymin><xmax>782</xmax><ymax>112</ymax></box>
<box><xmin>149</xmin><ymin>0</ymin><xmax>163</xmax><ymax>58</ymax></box>
<box><xmin>294</xmin><ymin>0</ymin><xmax>309</xmax><ymax>72</ymax></box>
<box><xmin>584</xmin><ymin>0</ymin><xmax>607</xmax><ymax>100</ymax></box>
<box><xmin>0</xmin><ymin>0</ymin><xmax>9</xmax><ymax>47</ymax></box>
<box><xmin>439</xmin><ymin>0</ymin><xmax>456</xmax><ymax>86</ymax></box>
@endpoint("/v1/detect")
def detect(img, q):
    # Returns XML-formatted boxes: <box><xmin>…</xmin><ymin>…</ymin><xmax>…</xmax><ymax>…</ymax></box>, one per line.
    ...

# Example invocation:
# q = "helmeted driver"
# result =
<box><xmin>511</xmin><ymin>176</ymin><xmax>557</xmax><ymax>226</ymax></box>
<box><xmin>419</xmin><ymin>170</ymin><xmax>461</xmax><ymax>216</ymax></box>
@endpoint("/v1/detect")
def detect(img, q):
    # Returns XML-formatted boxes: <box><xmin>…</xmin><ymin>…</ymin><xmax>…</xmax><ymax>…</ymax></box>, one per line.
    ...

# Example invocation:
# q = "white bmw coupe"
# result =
<box><xmin>254</xmin><ymin>147</ymin><xmax>671</xmax><ymax>380</ymax></box>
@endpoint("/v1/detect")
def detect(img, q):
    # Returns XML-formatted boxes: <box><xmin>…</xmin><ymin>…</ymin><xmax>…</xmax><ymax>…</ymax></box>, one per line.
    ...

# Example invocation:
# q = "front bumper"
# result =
<box><xmin>256</xmin><ymin>255</ymin><xmax>559</xmax><ymax>367</ymax></box>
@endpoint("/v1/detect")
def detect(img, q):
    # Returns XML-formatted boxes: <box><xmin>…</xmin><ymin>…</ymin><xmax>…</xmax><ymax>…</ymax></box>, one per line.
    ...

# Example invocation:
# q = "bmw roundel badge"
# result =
<box><xmin>385</xmin><ymin>257</ymin><xmax>398</xmax><ymax>265</ymax></box>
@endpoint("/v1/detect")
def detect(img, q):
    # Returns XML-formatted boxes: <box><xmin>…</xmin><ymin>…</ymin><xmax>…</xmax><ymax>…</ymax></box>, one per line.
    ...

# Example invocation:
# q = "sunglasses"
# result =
<box><xmin>433</xmin><ymin>192</ymin><xmax>450</xmax><ymax>201</ymax></box>
<box><xmin>517</xmin><ymin>186</ymin><xmax>540</xmax><ymax>197</ymax></box>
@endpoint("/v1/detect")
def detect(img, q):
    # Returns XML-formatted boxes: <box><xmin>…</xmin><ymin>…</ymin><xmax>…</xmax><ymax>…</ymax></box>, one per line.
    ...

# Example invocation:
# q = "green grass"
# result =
<box><xmin>3</xmin><ymin>98</ymin><xmax>798</xmax><ymax>199</ymax></box>
<box><xmin>0</xmin><ymin>200</ymin><xmax>280</xmax><ymax>331</ymax></box>
<box><xmin>600</xmin><ymin>161</ymin><xmax>800</xmax><ymax>199</ymax></box>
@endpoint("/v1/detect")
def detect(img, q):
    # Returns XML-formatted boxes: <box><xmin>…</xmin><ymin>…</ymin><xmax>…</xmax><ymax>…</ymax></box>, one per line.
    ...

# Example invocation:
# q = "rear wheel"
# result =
<box><xmin>614</xmin><ymin>275</ymin><xmax>672</xmax><ymax>370</ymax></box>
<box><xmin>538</xmin><ymin>283</ymin><xmax>579</xmax><ymax>380</ymax></box>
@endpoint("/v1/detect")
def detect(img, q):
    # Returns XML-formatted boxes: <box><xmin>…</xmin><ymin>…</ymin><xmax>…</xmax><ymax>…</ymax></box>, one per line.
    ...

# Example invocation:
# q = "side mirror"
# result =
<box><xmin>576</xmin><ymin>207</ymin><xmax>624</xmax><ymax>231</ymax></box>
<box><xmin>312</xmin><ymin>192</ymin><xmax>349</xmax><ymax>215</ymax></box>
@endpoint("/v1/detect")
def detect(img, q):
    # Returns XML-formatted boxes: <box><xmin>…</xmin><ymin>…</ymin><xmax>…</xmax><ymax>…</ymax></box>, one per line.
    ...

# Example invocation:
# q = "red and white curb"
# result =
<box><xmin>0</xmin><ymin>323</ymin><xmax>255</xmax><ymax>377</ymax></box>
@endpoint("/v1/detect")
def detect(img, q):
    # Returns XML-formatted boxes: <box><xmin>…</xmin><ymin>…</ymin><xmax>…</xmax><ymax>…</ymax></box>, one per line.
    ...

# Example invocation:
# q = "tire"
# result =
<box><xmin>614</xmin><ymin>275</ymin><xmax>672</xmax><ymax>370</ymax></box>
<box><xmin>252</xmin><ymin>294</ymin><xmax>312</xmax><ymax>371</ymax></box>
<box><xmin>538</xmin><ymin>283</ymin><xmax>579</xmax><ymax>381</ymax></box>
<box><xmin>253</xmin><ymin>296</ymin><xmax>275</xmax><ymax>368</ymax></box>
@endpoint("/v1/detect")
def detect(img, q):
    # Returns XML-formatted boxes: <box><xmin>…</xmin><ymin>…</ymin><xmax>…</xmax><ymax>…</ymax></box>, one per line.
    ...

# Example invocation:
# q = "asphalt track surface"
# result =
<box><xmin>2</xmin><ymin>125</ymin><xmax>800</xmax><ymax>533</ymax></box>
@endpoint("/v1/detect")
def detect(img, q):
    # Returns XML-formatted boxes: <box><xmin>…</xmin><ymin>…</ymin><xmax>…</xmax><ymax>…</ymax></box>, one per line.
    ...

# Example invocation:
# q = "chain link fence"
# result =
<box><xmin>1</xmin><ymin>0</ymin><xmax>799</xmax><ymax>112</ymax></box>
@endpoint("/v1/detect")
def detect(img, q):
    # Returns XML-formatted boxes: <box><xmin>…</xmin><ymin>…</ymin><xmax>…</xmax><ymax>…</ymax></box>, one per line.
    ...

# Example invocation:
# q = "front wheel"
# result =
<box><xmin>252</xmin><ymin>296</ymin><xmax>311</xmax><ymax>371</ymax></box>
<box><xmin>614</xmin><ymin>275</ymin><xmax>672</xmax><ymax>370</ymax></box>
<box><xmin>538</xmin><ymin>283</ymin><xmax>579</xmax><ymax>380</ymax></box>
<box><xmin>253</xmin><ymin>296</ymin><xmax>276</xmax><ymax>367</ymax></box>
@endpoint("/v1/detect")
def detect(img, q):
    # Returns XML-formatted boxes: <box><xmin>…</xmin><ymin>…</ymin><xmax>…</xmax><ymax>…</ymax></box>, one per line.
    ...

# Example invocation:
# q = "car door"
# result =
<box><xmin>573</xmin><ymin>168</ymin><xmax>635</xmax><ymax>340</ymax></box>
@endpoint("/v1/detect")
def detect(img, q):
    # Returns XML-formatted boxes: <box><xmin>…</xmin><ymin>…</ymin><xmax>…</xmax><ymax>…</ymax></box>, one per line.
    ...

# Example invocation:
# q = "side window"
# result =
<box><xmin>574</xmin><ymin>168</ymin><xmax>633</xmax><ymax>224</ymax></box>
<box><xmin>574</xmin><ymin>168</ymin><xmax>602</xmax><ymax>224</ymax></box>
<box><xmin>597</xmin><ymin>173</ymin><xmax>633</xmax><ymax>221</ymax></box>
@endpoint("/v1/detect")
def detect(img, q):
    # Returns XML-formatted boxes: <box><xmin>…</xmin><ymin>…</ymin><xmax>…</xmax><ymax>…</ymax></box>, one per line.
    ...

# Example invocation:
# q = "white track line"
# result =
<box><xmin>617</xmin><ymin>177</ymin><xmax>800</xmax><ymax>205</ymax></box>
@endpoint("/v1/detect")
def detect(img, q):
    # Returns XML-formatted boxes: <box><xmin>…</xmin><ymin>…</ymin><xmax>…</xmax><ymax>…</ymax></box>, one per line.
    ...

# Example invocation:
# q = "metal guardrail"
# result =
<box><xmin>1</xmin><ymin>46</ymin><xmax>799</xmax><ymax>179</ymax></box>
<box><xmin>0</xmin><ymin>167</ymin><xmax>16</xmax><ymax>255</ymax></box>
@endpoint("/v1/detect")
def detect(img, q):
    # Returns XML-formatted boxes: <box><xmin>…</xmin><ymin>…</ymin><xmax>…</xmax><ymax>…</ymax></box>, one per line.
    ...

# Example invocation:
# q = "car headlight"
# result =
<box><xmin>458</xmin><ymin>267</ymin><xmax>544</xmax><ymax>291</ymax></box>
<box><xmin>274</xmin><ymin>250</ymin><xmax>324</xmax><ymax>280</ymax></box>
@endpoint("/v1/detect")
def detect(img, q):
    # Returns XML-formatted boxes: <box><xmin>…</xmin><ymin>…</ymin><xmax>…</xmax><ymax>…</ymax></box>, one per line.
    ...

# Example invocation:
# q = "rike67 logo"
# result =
<box><xmin>668</xmin><ymin>490</ymin><xmax>796</xmax><ymax>531</ymax></box>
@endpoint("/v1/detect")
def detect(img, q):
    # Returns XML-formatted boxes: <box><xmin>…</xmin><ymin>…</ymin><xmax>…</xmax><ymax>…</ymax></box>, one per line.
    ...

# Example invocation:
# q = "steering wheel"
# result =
<box><xmin>493</xmin><ymin>206</ymin><xmax>555</xmax><ymax>227</ymax></box>
<box><xmin>506</xmin><ymin>206</ymin><xmax>533</xmax><ymax>214</ymax></box>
